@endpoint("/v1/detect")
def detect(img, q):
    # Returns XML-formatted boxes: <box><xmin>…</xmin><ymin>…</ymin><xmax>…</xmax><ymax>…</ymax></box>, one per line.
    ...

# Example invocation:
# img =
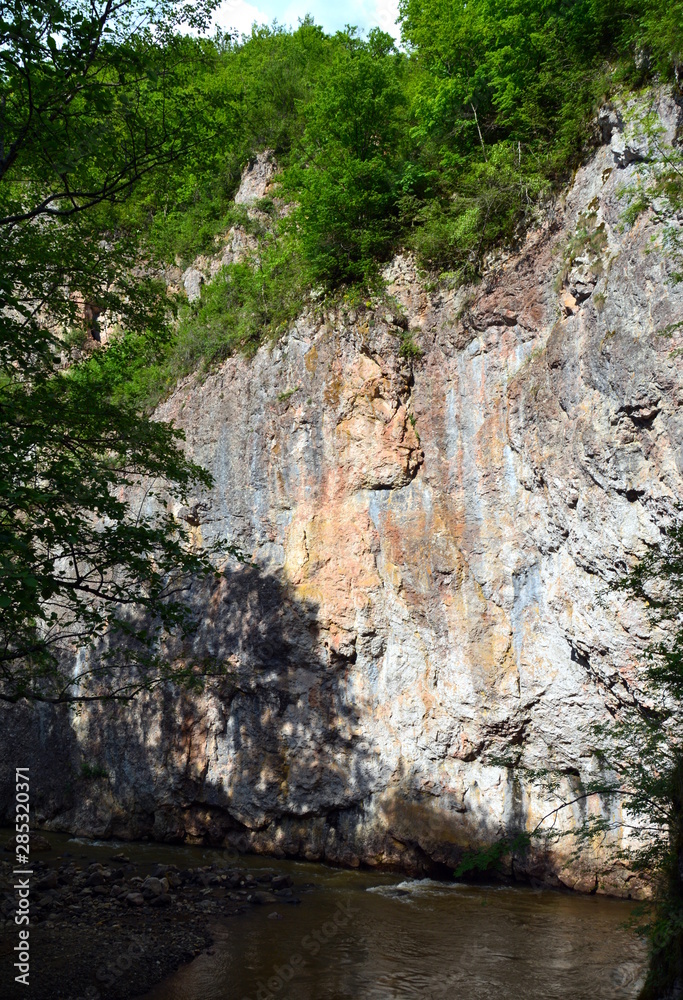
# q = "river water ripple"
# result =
<box><xmin>141</xmin><ymin>861</ymin><xmax>646</xmax><ymax>1000</ymax></box>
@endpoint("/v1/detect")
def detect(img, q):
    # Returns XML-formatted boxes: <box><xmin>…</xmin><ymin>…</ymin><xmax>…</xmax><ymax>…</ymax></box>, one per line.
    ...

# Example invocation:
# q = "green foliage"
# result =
<box><xmin>78</xmin><ymin>0</ymin><xmax>683</xmax><ymax>403</ymax></box>
<box><xmin>399</xmin><ymin>0</ymin><xmax>623</xmax><ymax>153</ymax></box>
<box><xmin>277</xmin><ymin>387</ymin><xmax>300</xmax><ymax>402</ymax></box>
<box><xmin>80</xmin><ymin>761</ymin><xmax>109</xmax><ymax>780</ymax></box>
<box><xmin>175</xmin><ymin>244</ymin><xmax>306</xmax><ymax>364</ymax></box>
<box><xmin>631</xmin><ymin>0</ymin><xmax>683</xmax><ymax>78</ymax></box>
<box><xmin>0</xmin><ymin>0</ymin><xmax>219</xmax><ymax>229</ymax></box>
<box><xmin>408</xmin><ymin>146</ymin><xmax>549</xmax><ymax>279</ymax></box>
<box><xmin>0</xmin><ymin>292</ymin><xmax>233</xmax><ymax>703</ymax></box>
<box><xmin>606</xmin><ymin>522</ymin><xmax>683</xmax><ymax>996</ymax></box>
<box><xmin>454</xmin><ymin>833</ymin><xmax>532</xmax><ymax>878</ymax></box>
<box><xmin>397</xmin><ymin>0</ymin><xmax>625</xmax><ymax>273</ymax></box>
<box><xmin>398</xmin><ymin>332</ymin><xmax>423</xmax><ymax>359</ymax></box>
<box><xmin>90</xmin><ymin>231</ymin><xmax>308</xmax><ymax>412</ymax></box>
<box><xmin>283</xmin><ymin>29</ymin><xmax>407</xmax><ymax>285</ymax></box>
<box><xmin>0</xmin><ymin>1</ymin><xmax>241</xmax><ymax>705</ymax></box>
<box><xmin>111</xmin><ymin>18</ymin><xmax>339</xmax><ymax>266</ymax></box>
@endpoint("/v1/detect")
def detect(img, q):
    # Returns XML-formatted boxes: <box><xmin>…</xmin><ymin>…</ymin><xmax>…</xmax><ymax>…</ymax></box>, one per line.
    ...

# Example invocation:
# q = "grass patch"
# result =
<box><xmin>80</xmin><ymin>762</ymin><xmax>109</xmax><ymax>780</ymax></box>
<box><xmin>399</xmin><ymin>331</ymin><xmax>423</xmax><ymax>359</ymax></box>
<box><xmin>277</xmin><ymin>386</ymin><xmax>300</xmax><ymax>401</ymax></box>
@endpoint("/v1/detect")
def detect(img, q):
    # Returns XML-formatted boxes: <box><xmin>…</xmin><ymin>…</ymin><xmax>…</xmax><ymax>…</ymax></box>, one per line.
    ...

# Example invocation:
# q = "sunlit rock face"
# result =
<box><xmin>2</xmin><ymin>95</ymin><xmax>683</xmax><ymax>897</ymax></box>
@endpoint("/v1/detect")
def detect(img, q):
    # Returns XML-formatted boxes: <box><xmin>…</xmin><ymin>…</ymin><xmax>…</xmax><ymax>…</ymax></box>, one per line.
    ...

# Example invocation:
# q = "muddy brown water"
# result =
<box><xmin>143</xmin><ymin>874</ymin><xmax>646</xmax><ymax>1000</ymax></box>
<box><xmin>9</xmin><ymin>832</ymin><xmax>648</xmax><ymax>999</ymax></box>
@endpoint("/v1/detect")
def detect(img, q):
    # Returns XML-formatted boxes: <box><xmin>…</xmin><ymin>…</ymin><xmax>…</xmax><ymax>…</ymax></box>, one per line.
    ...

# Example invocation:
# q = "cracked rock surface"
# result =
<box><xmin>2</xmin><ymin>94</ymin><xmax>683</xmax><ymax>898</ymax></box>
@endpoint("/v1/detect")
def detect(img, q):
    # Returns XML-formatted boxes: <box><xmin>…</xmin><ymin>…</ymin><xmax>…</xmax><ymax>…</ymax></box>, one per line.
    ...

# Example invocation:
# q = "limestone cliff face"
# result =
<box><xmin>3</xmin><ymin>95</ymin><xmax>683</xmax><ymax>896</ymax></box>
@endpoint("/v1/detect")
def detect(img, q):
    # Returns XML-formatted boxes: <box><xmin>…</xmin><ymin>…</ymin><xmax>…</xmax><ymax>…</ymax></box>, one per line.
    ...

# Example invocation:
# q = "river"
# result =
<box><xmin>6</xmin><ymin>831</ymin><xmax>646</xmax><ymax>999</ymax></box>
<box><xmin>134</xmin><ymin>847</ymin><xmax>646</xmax><ymax>1000</ymax></box>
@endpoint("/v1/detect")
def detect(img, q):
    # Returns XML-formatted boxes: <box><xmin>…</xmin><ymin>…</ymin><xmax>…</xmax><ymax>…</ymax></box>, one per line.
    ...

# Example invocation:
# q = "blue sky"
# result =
<box><xmin>211</xmin><ymin>0</ymin><xmax>402</xmax><ymax>41</ymax></box>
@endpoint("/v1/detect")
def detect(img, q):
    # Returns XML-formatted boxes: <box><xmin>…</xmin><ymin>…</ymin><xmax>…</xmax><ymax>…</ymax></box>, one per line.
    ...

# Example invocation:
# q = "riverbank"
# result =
<box><xmin>0</xmin><ymin>831</ymin><xmax>308</xmax><ymax>999</ymax></box>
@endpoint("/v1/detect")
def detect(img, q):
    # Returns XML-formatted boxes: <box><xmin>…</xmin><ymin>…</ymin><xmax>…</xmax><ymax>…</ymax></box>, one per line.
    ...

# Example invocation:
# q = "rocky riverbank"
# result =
<box><xmin>0</xmin><ymin>836</ymin><xmax>306</xmax><ymax>999</ymax></box>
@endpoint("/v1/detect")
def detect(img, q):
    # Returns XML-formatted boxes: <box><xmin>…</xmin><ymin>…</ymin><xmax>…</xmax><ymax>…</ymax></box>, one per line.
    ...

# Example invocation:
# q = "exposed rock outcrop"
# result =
<box><xmin>2</xmin><ymin>94</ymin><xmax>683</xmax><ymax>897</ymax></box>
<box><xmin>181</xmin><ymin>149</ymin><xmax>277</xmax><ymax>301</ymax></box>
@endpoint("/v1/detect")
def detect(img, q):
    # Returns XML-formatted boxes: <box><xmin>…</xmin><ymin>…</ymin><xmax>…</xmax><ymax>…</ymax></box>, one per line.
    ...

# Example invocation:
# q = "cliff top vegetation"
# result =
<box><xmin>80</xmin><ymin>0</ymin><xmax>683</xmax><ymax>406</ymax></box>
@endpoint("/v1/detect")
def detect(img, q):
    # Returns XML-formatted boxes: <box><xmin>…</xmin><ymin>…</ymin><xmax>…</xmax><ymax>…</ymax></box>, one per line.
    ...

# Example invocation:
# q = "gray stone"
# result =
<box><xmin>597</xmin><ymin>104</ymin><xmax>621</xmax><ymax>143</ymax></box>
<box><xmin>250</xmin><ymin>891</ymin><xmax>277</xmax><ymax>905</ymax></box>
<box><xmin>1</xmin><ymin>90</ymin><xmax>682</xmax><ymax>900</ymax></box>
<box><xmin>142</xmin><ymin>876</ymin><xmax>166</xmax><ymax>896</ymax></box>
<box><xmin>611</xmin><ymin>131</ymin><xmax>650</xmax><ymax>168</ymax></box>
<box><xmin>182</xmin><ymin>267</ymin><xmax>204</xmax><ymax>303</ymax></box>
<box><xmin>36</xmin><ymin>871</ymin><xmax>58</xmax><ymax>890</ymax></box>
<box><xmin>234</xmin><ymin>150</ymin><xmax>276</xmax><ymax>205</ymax></box>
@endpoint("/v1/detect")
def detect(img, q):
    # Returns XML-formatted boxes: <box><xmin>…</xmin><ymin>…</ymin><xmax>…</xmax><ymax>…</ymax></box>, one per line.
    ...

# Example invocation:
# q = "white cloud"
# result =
<box><xmin>211</xmin><ymin>0</ymin><xmax>272</xmax><ymax>36</ymax></box>
<box><xmin>210</xmin><ymin>0</ymin><xmax>401</xmax><ymax>40</ymax></box>
<box><xmin>372</xmin><ymin>0</ymin><xmax>401</xmax><ymax>39</ymax></box>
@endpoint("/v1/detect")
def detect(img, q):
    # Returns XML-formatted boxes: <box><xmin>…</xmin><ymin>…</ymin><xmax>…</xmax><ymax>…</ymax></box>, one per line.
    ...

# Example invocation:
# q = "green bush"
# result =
<box><xmin>282</xmin><ymin>29</ymin><xmax>407</xmax><ymax>285</ymax></box>
<box><xmin>173</xmin><ymin>243</ymin><xmax>306</xmax><ymax>369</ymax></box>
<box><xmin>89</xmin><ymin>232</ymin><xmax>307</xmax><ymax>411</ymax></box>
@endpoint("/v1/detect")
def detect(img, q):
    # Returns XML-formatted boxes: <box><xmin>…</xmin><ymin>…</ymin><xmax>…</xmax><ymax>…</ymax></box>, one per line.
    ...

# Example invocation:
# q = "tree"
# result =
<box><xmin>284</xmin><ymin>28</ymin><xmax>407</xmax><ymax>286</ymax></box>
<box><xmin>396</xmin><ymin>0</ymin><xmax>636</xmax><ymax>277</ymax></box>
<box><xmin>0</xmin><ymin>0</ymin><xmax>239</xmax><ymax>704</ymax></box>
<box><xmin>0</xmin><ymin>0</ymin><xmax>218</xmax><ymax>225</ymax></box>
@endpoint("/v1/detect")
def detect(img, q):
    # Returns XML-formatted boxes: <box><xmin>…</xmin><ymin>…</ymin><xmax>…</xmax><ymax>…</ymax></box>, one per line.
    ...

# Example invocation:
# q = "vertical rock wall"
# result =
<box><xmin>2</xmin><ymin>95</ymin><xmax>682</xmax><ymax>896</ymax></box>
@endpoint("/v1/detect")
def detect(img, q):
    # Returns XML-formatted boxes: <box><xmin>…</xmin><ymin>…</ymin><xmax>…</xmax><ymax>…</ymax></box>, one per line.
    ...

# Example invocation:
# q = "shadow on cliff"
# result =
<box><xmin>364</xmin><ymin>747</ymin><xmax>590</xmax><ymax>889</ymax></box>
<box><xmin>0</xmin><ymin>566</ymin><xmax>579</xmax><ymax>883</ymax></box>
<box><xmin>0</xmin><ymin>699</ymin><xmax>81</xmax><ymax>830</ymax></box>
<box><xmin>36</xmin><ymin>562</ymin><xmax>379</xmax><ymax>865</ymax></box>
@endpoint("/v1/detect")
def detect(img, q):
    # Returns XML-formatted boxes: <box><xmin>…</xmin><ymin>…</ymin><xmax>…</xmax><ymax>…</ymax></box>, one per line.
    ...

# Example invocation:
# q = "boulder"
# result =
<box><xmin>142</xmin><ymin>876</ymin><xmax>167</xmax><ymax>896</ymax></box>
<box><xmin>250</xmin><ymin>890</ymin><xmax>277</xmax><ymax>905</ymax></box>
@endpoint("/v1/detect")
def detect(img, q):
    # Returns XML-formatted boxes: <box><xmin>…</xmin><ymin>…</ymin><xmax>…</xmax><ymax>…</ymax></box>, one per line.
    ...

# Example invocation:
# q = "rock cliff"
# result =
<box><xmin>3</xmin><ymin>93</ymin><xmax>683</xmax><ymax>896</ymax></box>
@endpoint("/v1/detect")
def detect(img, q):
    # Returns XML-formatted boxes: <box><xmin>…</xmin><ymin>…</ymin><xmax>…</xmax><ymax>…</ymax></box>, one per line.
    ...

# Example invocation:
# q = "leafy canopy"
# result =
<box><xmin>0</xmin><ymin>0</ymin><xmax>241</xmax><ymax>704</ymax></box>
<box><xmin>284</xmin><ymin>28</ymin><xmax>407</xmax><ymax>286</ymax></box>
